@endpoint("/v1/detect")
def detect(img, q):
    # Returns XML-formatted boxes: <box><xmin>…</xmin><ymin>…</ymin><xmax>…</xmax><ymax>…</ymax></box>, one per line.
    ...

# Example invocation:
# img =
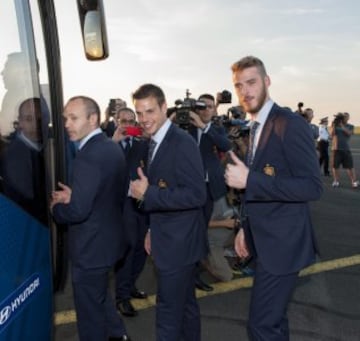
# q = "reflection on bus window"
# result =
<box><xmin>0</xmin><ymin>52</ymin><xmax>39</xmax><ymax>138</ymax></box>
<box><xmin>1</xmin><ymin>97</ymin><xmax>47</xmax><ymax>224</ymax></box>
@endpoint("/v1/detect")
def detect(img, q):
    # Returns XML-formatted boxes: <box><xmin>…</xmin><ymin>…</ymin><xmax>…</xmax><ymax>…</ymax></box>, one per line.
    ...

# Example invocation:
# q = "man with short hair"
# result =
<box><xmin>50</xmin><ymin>96</ymin><xmax>130</xmax><ymax>341</ymax></box>
<box><xmin>225</xmin><ymin>56</ymin><xmax>322</xmax><ymax>341</ymax></box>
<box><xmin>112</xmin><ymin>107</ymin><xmax>149</xmax><ymax>317</ymax></box>
<box><xmin>130</xmin><ymin>83</ymin><xmax>207</xmax><ymax>341</ymax></box>
<box><xmin>188</xmin><ymin>93</ymin><xmax>232</xmax><ymax>288</ymax></box>
<box><xmin>303</xmin><ymin>107</ymin><xmax>319</xmax><ymax>141</ymax></box>
<box><xmin>330</xmin><ymin>112</ymin><xmax>359</xmax><ymax>188</ymax></box>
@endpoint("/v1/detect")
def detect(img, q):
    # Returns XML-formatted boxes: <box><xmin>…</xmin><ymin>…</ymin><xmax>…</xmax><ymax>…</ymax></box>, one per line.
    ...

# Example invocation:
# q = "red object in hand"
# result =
<box><xmin>125</xmin><ymin>126</ymin><xmax>142</xmax><ymax>137</ymax></box>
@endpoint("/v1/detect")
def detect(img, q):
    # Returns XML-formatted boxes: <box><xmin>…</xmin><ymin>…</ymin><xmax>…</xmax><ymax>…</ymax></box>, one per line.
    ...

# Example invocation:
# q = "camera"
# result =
<box><xmin>211</xmin><ymin>114</ymin><xmax>229</xmax><ymax>127</ymax></box>
<box><xmin>211</xmin><ymin>106</ymin><xmax>249</xmax><ymax>139</ymax></box>
<box><xmin>217</xmin><ymin>90</ymin><xmax>232</xmax><ymax>104</ymax></box>
<box><xmin>332</xmin><ymin>113</ymin><xmax>345</xmax><ymax>127</ymax></box>
<box><xmin>228</xmin><ymin>106</ymin><xmax>245</xmax><ymax>120</ymax></box>
<box><xmin>108</xmin><ymin>98</ymin><xmax>126</xmax><ymax>117</ymax></box>
<box><xmin>108</xmin><ymin>99</ymin><xmax>117</xmax><ymax>116</ymax></box>
<box><xmin>167</xmin><ymin>89</ymin><xmax>206</xmax><ymax>128</ymax></box>
<box><xmin>125</xmin><ymin>126</ymin><xmax>142</xmax><ymax>137</ymax></box>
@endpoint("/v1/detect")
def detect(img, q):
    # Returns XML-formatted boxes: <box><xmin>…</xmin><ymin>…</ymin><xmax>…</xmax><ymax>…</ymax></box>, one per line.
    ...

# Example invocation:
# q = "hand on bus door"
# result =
<box><xmin>50</xmin><ymin>182</ymin><xmax>72</xmax><ymax>210</ymax></box>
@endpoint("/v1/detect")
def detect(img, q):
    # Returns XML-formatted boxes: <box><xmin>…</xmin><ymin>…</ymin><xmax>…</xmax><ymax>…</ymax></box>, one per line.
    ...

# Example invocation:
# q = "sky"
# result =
<box><xmin>54</xmin><ymin>0</ymin><xmax>360</xmax><ymax>126</ymax></box>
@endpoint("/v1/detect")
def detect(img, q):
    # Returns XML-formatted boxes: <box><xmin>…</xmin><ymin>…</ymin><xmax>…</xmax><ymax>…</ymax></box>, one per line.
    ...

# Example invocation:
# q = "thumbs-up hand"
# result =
<box><xmin>225</xmin><ymin>151</ymin><xmax>249</xmax><ymax>189</ymax></box>
<box><xmin>130</xmin><ymin>167</ymin><xmax>149</xmax><ymax>200</ymax></box>
<box><xmin>136</xmin><ymin>166</ymin><xmax>146</xmax><ymax>180</ymax></box>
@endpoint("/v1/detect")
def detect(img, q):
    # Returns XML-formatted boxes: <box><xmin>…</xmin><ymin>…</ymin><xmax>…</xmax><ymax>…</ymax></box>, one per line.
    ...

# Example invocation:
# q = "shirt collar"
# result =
<box><xmin>18</xmin><ymin>132</ymin><xmax>42</xmax><ymax>151</ymax></box>
<box><xmin>249</xmin><ymin>99</ymin><xmax>274</xmax><ymax>126</ymax></box>
<box><xmin>151</xmin><ymin>119</ymin><xmax>171</xmax><ymax>145</ymax></box>
<box><xmin>78</xmin><ymin>127</ymin><xmax>102</xmax><ymax>150</ymax></box>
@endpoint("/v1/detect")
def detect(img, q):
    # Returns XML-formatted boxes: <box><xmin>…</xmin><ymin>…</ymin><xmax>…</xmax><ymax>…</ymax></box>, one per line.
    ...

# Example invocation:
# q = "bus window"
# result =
<box><xmin>0</xmin><ymin>3</ymin><xmax>48</xmax><ymax>224</ymax></box>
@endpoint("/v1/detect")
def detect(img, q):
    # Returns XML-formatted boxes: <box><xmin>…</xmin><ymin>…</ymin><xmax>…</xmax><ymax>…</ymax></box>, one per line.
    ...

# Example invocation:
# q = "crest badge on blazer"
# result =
<box><xmin>158</xmin><ymin>179</ymin><xmax>168</xmax><ymax>188</ymax></box>
<box><xmin>263</xmin><ymin>164</ymin><xmax>275</xmax><ymax>176</ymax></box>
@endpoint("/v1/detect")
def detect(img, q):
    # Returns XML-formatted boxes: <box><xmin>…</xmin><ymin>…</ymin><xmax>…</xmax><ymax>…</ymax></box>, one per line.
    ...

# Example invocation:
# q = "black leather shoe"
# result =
<box><xmin>116</xmin><ymin>300</ymin><xmax>138</xmax><ymax>317</ymax></box>
<box><xmin>130</xmin><ymin>288</ymin><xmax>148</xmax><ymax>299</ymax></box>
<box><xmin>195</xmin><ymin>277</ymin><xmax>214</xmax><ymax>292</ymax></box>
<box><xmin>109</xmin><ymin>335</ymin><xmax>132</xmax><ymax>340</ymax></box>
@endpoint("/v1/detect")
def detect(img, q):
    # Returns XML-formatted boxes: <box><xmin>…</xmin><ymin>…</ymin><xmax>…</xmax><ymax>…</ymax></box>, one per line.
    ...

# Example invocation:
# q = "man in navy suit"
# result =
<box><xmin>112</xmin><ymin>107</ymin><xmax>149</xmax><ymax>317</ymax></box>
<box><xmin>188</xmin><ymin>94</ymin><xmax>232</xmax><ymax>290</ymax></box>
<box><xmin>130</xmin><ymin>84</ymin><xmax>207</xmax><ymax>341</ymax></box>
<box><xmin>189</xmin><ymin>94</ymin><xmax>232</xmax><ymax>224</ymax></box>
<box><xmin>50</xmin><ymin>96</ymin><xmax>130</xmax><ymax>341</ymax></box>
<box><xmin>225</xmin><ymin>56</ymin><xmax>323</xmax><ymax>341</ymax></box>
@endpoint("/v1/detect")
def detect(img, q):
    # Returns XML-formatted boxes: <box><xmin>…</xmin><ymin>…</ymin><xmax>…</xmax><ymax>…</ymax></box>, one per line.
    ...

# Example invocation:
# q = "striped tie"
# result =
<box><xmin>246</xmin><ymin>121</ymin><xmax>260</xmax><ymax>166</ymax></box>
<box><xmin>123</xmin><ymin>137</ymin><xmax>131</xmax><ymax>156</ymax></box>
<box><xmin>147</xmin><ymin>138</ymin><xmax>157</xmax><ymax>170</ymax></box>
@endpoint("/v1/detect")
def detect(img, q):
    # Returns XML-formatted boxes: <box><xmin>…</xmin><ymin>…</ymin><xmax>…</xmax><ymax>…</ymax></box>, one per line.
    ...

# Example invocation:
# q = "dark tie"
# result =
<box><xmin>147</xmin><ymin>138</ymin><xmax>157</xmax><ymax>169</ymax></box>
<box><xmin>123</xmin><ymin>137</ymin><xmax>131</xmax><ymax>156</ymax></box>
<box><xmin>246</xmin><ymin>121</ymin><xmax>260</xmax><ymax>166</ymax></box>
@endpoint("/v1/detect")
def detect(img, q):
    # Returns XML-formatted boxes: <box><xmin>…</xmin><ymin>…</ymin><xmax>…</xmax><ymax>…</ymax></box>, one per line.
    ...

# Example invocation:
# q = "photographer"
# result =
<box><xmin>187</xmin><ymin>93</ymin><xmax>232</xmax><ymax>290</ymax></box>
<box><xmin>330</xmin><ymin>112</ymin><xmax>358</xmax><ymax>188</ymax></box>
<box><xmin>100</xmin><ymin>98</ymin><xmax>126</xmax><ymax>137</ymax></box>
<box><xmin>318</xmin><ymin>117</ymin><xmax>330</xmax><ymax>176</ymax></box>
<box><xmin>112</xmin><ymin>107</ymin><xmax>149</xmax><ymax>317</ymax></box>
<box><xmin>295</xmin><ymin>101</ymin><xmax>304</xmax><ymax>114</ymax></box>
<box><xmin>215</xmin><ymin>105</ymin><xmax>249</xmax><ymax>161</ymax></box>
<box><xmin>303</xmin><ymin>107</ymin><xmax>319</xmax><ymax>141</ymax></box>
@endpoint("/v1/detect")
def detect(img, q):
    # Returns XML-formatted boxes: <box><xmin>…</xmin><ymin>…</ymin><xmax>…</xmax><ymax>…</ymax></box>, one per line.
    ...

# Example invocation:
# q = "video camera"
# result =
<box><xmin>211</xmin><ymin>106</ymin><xmax>249</xmax><ymax>139</ymax></box>
<box><xmin>217</xmin><ymin>90</ymin><xmax>232</xmax><ymax>104</ymax></box>
<box><xmin>332</xmin><ymin>112</ymin><xmax>345</xmax><ymax>127</ymax></box>
<box><xmin>167</xmin><ymin>89</ymin><xmax>206</xmax><ymax>129</ymax></box>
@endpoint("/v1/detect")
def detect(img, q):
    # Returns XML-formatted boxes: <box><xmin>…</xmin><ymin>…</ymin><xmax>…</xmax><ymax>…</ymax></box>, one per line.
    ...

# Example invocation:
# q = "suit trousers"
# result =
<box><xmin>203</xmin><ymin>183</ymin><xmax>214</xmax><ymax>226</ymax></box>
<box><xmin>72</xmin><ymin>266</ymin><xmax>127</xmax><ymax>341</ymax></box>
<box><xmin>156</xmin><ymin>263</ymin><xmax>200</xmax><ymax>341</ymax></box>
<box><xmin>115</xmin><ymin>198</ymin><xmax>148</xmax><ymax>301</ymax></box>
<box><xmin>247</xmin><ymin>261</ymin><xmax>298</xmax><ymax>341</ymax></box>
<box><xmin>195</xmin><ymin>183</ymin><xmax>213</xmax><ymax>278</ymax></box>
<box><xmin>318</xmin><ymin>140</ymin><xmax>329</xmax><ymax>175</ymax></box>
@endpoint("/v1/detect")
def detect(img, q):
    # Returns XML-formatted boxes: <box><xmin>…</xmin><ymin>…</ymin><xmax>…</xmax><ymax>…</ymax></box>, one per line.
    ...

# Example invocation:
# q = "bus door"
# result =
<box><xmin>0</xmin><ymin>1</ymin><xmax>54</xmax><ymax>339</ymax></box>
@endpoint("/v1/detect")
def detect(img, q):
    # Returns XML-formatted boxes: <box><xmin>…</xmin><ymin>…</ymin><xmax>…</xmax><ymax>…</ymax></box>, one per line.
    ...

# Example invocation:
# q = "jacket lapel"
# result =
<box><xmin>148</xmin><ymin>124</ymin><xmax>174</xmax><ymax>175</ymax></box>
<box><xmin>251</xmin><ymin>105</ymin><xmax>277</xmax><ymax>168</ymax></box>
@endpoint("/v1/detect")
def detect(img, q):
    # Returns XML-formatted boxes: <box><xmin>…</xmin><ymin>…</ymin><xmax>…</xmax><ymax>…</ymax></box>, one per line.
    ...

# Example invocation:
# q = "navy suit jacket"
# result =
<box><xmin>244</xmin><ymin>104</ymin><xmax>323</xmax><ymax>275</ymax></box>
<box><xmin>53</xmin><ymin>133</ymin><xmax>127</xmax><ymax>269</ymax></box>
<box><xmin>189</xmin><ymin>123</ymin><xmax>231</xmax><ymax>201</ymax></box>
<box><xmin>122</xmin><ymin>137</ymin><xmax>148</xmax><ymax>182</ymax></box>
<box><xmin>120</xmin><ymin>137</ymin><xmax>149</xmax><ymax>239</ymax></box>
<box><xmin>143</xmin><ymin>124</ymin><xmax>207</xmax><ymax>270</ymax></box>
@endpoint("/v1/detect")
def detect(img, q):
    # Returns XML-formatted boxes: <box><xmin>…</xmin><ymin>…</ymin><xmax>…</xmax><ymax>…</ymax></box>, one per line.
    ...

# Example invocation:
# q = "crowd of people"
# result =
<box><xmin>49</xmin><ymin>56</ymin><xmax>357</xmax><ymax>341</ymax></box>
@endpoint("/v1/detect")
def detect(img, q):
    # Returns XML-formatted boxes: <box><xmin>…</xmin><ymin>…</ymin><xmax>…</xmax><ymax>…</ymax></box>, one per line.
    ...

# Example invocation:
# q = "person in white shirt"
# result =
<box><xmin>318</xmin><ymin>117</ymin><xmax>330</xmax><ymax>176</ymax></box>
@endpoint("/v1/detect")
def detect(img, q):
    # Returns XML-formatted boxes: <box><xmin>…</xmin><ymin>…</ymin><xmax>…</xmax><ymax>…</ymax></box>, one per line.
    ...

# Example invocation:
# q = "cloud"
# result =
<box><xmin>277</xmin><ymin>7</ymin><xmax>325</xmax><ymax>15</ymax></box>
<box><xmin>279</xmin><ymin>65</ymin><xmax>303</xmax><ymax>77</ymax></box>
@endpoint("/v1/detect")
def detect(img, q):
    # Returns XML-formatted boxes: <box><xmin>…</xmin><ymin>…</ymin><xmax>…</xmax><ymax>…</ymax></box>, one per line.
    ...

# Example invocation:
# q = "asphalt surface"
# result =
<box><xmin>54</xmin><ymin>135</ymin><xmax>360</xmax><ymax>341</ymax></box>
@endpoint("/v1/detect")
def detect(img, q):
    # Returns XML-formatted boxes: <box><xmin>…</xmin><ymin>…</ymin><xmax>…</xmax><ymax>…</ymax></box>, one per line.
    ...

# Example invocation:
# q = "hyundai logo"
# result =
<box><xmin>0</xmin><ymin>306</ymin><xmax>12</xmax><ymax>325</ymax></box>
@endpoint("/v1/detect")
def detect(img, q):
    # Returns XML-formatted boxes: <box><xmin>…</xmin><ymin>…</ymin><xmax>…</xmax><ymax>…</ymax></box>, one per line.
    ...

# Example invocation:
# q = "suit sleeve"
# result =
<box><xmin>246</xmin><ymin>116</ymin><xmax>323</xmax><ymax>202</ymax></box>
<box><xmin>52</xmin><ymin>158</ymin><xmax>102</xmax><ymax>224</ymax></box>
<box><xmin>143</xmin><ymin>139</ymin><xmax>206</xmax><ymax>211</ymax></box>
<box><xmin>205</xmin><ymin>125</ymin><xmax>232</xmax><ymax>152</ymax></box>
